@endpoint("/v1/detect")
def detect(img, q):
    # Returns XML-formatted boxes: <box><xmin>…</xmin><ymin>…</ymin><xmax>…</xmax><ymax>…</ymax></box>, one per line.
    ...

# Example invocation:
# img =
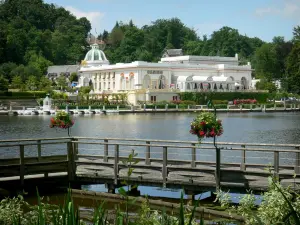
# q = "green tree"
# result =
<box><xmin>11</xmin><ymin>75</ymin><xmax>23</xmax><ymax>89</ymax></box>
<box><xmin>256</xmin><ymin>79</ymin><xmax>277</xmax><ymax>93</ymax></box>
<box><xmin>286</xmin><ymin>42</ymin><xmax>300</xmax><ymax>94</ymax></box>
<box><xmin>56</xmin><ymin>75</ymin><xmax>68</xmax><ymax>90</ymax></box>
<box><xmin>25</xmin><ymin>75</ymin><xmax>38</xmax><ymax>90</ymax></box>
<box><xmin>0</xmin><ymin>75</ymin><xmax>9</xmax><ymax>91</ymax></box>
<box><xmin>10</xmin><ymin>65</ymin><xmax>26</xmax><ymax>82</ymax></box>
<box><xmin>38</xmin><ymin>76</ymin><xmax>52</xmax><ymax>91</ymax></box>
<box><xmin>253</xmin><ymin>43</ymin><xmax>280</xmax><ymax>81</ymax></box>
<box><xmin>69</xmin><ymin>72</ymin><xmax>78</xmax><ymax>83</ymax></box>
<box><xmin>0</xmin><ymin>62</ymin><xmax>18</xmax><ymax>82</ymax></box>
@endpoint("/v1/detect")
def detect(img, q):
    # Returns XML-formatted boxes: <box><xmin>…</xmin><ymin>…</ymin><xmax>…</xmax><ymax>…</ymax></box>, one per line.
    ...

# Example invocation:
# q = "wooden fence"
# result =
<box><xmin>0</xmin><ymin>137</ymin><xmax>299</xmax><ymax>192</ymax></box>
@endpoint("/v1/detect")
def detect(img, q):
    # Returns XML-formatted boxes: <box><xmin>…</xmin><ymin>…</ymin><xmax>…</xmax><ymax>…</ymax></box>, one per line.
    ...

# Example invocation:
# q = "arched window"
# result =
<box><xmin>130</xmin><ymin>77</ymin><xmax>135</xmax><ymax>89</ymax></box>
<box><xmin>158</xmin><ymin>75</ymin><xmax>166</xmax><ymax>89</ymax></box>
<box><xmin>120</xmin><ymin>77</ymin><xmax>125</xmax><ymax>90</ymax></box>
<box><xmin>143</xmin><ymin>75</ymin><xmax>151</xmax><ymax>88</ymax></box>
<box><xmin>214</xmin><ymin>83</ymin><xmax>217</xmax><ymax>90</ymax></box>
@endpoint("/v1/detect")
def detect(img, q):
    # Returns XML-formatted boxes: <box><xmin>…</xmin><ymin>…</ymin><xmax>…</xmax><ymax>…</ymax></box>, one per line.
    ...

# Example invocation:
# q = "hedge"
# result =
<box><xmin>0</xmin><ymin>91</ymin><xmax>47</xmax><ymax>99</ymax></box>
<box><xmin>179</xmin><ymin>92</ymin><xmax>270</xmax><ymax>104</ymax></box>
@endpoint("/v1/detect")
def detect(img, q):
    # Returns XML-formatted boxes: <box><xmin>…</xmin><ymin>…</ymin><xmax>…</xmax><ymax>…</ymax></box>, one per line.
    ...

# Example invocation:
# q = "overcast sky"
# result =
<box><xmin>44</xmin><ymin>0</ymin><xmax>300</xmax><ymax>42</ymax></box>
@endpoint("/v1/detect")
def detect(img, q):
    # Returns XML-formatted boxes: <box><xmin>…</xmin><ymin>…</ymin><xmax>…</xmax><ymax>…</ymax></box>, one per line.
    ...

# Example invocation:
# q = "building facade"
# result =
<box><xmin>79</xmin><ymin>44</ymin><xmax>253</xmax><ymax>105</ymax></box>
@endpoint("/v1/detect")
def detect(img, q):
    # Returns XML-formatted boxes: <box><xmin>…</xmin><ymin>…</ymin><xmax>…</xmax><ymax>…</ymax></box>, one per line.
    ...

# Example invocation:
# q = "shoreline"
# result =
<box><xmin>0</xmin><ymin>107</ymin><xmax>299</xmax><ymax>116</ymax></box>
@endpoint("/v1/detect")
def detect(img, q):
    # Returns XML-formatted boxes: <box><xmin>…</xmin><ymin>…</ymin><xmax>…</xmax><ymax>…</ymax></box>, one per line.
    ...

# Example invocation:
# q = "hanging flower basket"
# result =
<box><xmin>190</xmin><ymin>112</ymin><xmax>223</xmax><ymax>142</ymax></box>
<box><xmin>50</xmin><ymin>111</ymin><xmax>74</xmax><ymax>129</ymax></box>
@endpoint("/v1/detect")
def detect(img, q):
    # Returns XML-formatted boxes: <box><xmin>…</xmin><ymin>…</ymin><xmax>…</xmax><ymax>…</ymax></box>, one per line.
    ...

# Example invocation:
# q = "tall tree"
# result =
<box><xmin>253</xmin><ymin>43</ymin><xmax>280</xmax><ymax>81</ymax></box>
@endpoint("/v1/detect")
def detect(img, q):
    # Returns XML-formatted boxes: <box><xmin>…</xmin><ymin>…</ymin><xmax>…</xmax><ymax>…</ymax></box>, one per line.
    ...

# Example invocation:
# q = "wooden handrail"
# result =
<box><xmin>70</xmin><ymin>141</ymin><xmax>300</xmax><ymax>153</ymax></box>
<box><xmin>72</xmin><ymin>136</ymin><xmax>300</xmax><ymax>148</ymax></box>
<box><xmin>0</xmin><ymin>137</ymin><xmax>72</xmax><ymax>143</ymax></box>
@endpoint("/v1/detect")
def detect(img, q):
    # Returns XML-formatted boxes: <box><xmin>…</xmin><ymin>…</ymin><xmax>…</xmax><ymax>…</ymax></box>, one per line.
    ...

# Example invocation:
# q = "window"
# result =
<box><xmin>151</xmin><ymin>96</ymin><xmax>157</xmax><ymax>102</ymax></box>
<box><xmin>158</xmin><ymin>75</ymin><xmax>166</xmax><ymax>89</ymax></box>
<box><xmin>143</xmin><ymin>75</ymin><xmax>151</xmax><ymax>88</ymax></box>
<box><xmin>173</xmin><ymin>96</ymin><xmax>178</xmax><ymax>101</ymax></box>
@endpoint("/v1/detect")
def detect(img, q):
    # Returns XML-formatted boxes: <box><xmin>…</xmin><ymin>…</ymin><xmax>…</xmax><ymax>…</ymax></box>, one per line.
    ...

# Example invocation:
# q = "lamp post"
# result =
<box><xmin>206</xmin><ymin>97</ymin><xmax>221</xmax><ymax>190</ymax></box>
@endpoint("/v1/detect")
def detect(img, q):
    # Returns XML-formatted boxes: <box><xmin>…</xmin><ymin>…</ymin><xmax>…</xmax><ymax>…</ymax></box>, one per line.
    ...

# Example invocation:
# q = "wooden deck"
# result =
<box><xmin>0</xmin><ymin>137</ymin><xmax>300</xmax><ymax>194</ymax></box>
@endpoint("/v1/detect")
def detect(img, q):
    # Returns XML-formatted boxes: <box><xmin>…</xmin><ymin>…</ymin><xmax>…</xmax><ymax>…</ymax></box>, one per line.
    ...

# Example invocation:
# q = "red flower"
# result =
<box><xmin>199</xmin><ymin>131</ymin><xmax>205</xmax><ymax>137</ymax></box>
<box><xmin>200</xmin><ymin>121</ymin><xmax>206</xmax><ymax>126</ymax></box>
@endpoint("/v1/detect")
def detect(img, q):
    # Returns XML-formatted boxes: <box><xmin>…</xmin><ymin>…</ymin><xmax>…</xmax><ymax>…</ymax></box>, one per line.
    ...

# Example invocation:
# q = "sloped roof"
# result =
<box><xmin>47</xmin><ymin>65</ymin><xmax>80</xmax><ymax>75</ymax></box>
<box><xmin>162</xmin><ymin>49</ymin><xmax>183</xmax><ymax>58</ymax></box>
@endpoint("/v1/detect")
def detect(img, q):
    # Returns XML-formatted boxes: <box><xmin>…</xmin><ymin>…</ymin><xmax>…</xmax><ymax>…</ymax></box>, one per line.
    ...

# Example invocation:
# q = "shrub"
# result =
<box><xmin>215</xmin><ymin>104</ymin><xmax>228</xmax><ymax>109</ymax></box>
<box><xmin>179</xmin><ymin>92</ymin><xmax>269</xmax><ymax>104</ymax></box>
<box><xmin>0</xmin><ymin>91</ymin><xmax>47</xmax><ymax>99</ymax></box>
<box><xmin>212</xmin><ymin>100</ymin><xmax>228</xmax><ymax>105</ymax></box>
<box><xmin>233</xmin><ymin>99</ymin><xmax>257</xmax><ymax>105</ymax></box>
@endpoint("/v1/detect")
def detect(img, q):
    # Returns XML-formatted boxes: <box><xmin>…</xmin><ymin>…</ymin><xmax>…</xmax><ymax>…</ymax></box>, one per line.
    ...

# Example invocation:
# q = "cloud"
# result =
<box><xmin>193</xmin><ymin>23</ymin><xmax>224</xmax><ymax>37</ymax></box>
<box><xmin>65</xmin><ymin>6</ymin><xmax>105</xmax><ymax>34</ymax></box>
<box><xmin>255</xmin><ymin>0</ymin><xmax>300</xmax><ymax>21</ymax></box>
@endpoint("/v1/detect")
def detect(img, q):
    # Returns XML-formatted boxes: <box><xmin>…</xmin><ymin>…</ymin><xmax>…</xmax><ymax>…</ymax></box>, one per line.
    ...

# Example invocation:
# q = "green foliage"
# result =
<box><xmin>0</xmin><ymin>91</ymin><xmax>47</xmax><ymax>99</ymax></box>
<box><xmin>179</xmin><ymin>92</ymin><xmax>269</xmax><ymax>104</ymax></box>
<box><xmin>215</xmin><ymin>175</ymin><xmax>300</xmax><ymax>225</ymax></box>
<box><xmin>69</xmin><ymin>73</ymin><xmax>78</xmax><ymax>83</ymax></box>
<box><xmin>254</xmin><ymin>43</ymin><xmax>280</xmax><ymax>81</ymax></box>
<box><xmin>286</xmin><ymin>41</ymin><xmax>300</xmax><ymax>94</ymax></box>
<box><xmin>0</xmin><ymin>75</ymin><xmax>9</xmax><ymax>91</ymax></box>
<box><xmin>255</xmin><ymin>79</ymin><xmax>277</xmax><ymax>93</ymax></box>
<box><xmin>56</xmin><ymin>76</ymin><xmax>68</xmax><ymax>90</ymax></box>
<box><xmin>25</xmin><ymin>75</ymin><xmax>38</xmax><ymax>91</ymax></box>
<box><xmin>0</xmin><ymin>0</ymin><xmax>90</xmax><ymax>82</ymax></box>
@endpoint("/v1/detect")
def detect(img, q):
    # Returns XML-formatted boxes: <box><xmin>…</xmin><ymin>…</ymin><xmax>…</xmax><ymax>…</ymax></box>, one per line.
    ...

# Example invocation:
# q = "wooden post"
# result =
<box><xmin>67</xmin><ymin>142</ymin><xmax>75</xmax><ymax>181</ymax></box>
<box><xmin>37</xmin><ymin>140</ymin><xmax>41</xmax><ymax>161</ymax></box>
<box><xmin>145</xmin><ymin>141</ymin><xmax>151</xmax><ymax>165</ymax></box>
<box><xmin>295</xmin><ymin>151</ymin><xmax>300</xmax><ymax>174</ymax></box>
<box><xmin>114</xmin><ymin>144</ymin><xmax>119</xmax><ymax>184</ymax></box>
<box><xmin>191</xmin><ymin>143</ymin><xmax>196</xmax><ymax>168</ymax></box>
<box><xmin>162</xmin><ymin>146</ymin><xmax>168</xmax><ymax>186</ymax></box>
<box><xmin>215</xmin><ymin>147</ymin><xmax>221</xmax><ymax>191</ymax></box>
<box><xmin>20</xmin><ymin>145</ymin><xmax>25</xmax><ymax>187</ymax></box>
<box><xmin>274</xmin><ymin>151</ymin><xmax>279</xmax><ymax>178</ymax></box>
<box><xmin>104</xmin><ymin>139</ymin><xmax>108</xmax><ymax>162</ymax></box>
<box><xmin>240</xmin><ymin>145</ymin><xmax>246</xmax><ymax>171</ymax></box>
<box><xmin>73</xmin><ymin>138</ymin><xmax>79</xmax><ymax>160</ymax></box>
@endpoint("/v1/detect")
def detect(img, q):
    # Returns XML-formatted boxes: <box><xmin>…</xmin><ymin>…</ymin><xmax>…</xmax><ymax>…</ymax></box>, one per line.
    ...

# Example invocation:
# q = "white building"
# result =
<box><xmin>79</xmin><ymin>44</ymin><xmax>253</xmax><ymax>105</ymax></box>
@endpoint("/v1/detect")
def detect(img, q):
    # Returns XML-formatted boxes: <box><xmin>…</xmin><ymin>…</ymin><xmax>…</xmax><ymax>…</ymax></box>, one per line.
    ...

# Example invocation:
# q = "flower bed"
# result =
<box><xmin>233</xmin><ymin>99</ymin><xmax>257</xmax><ymax>105</ymax></box>
<box><xmin>190</xmin><ymin>112</ymin><xmax>223</xmax><ymax>142</ymax></box>
<box><xmin>50</xmin><ymin>111</ymin><xmax>74</xmax><ymax>129</ymax></box>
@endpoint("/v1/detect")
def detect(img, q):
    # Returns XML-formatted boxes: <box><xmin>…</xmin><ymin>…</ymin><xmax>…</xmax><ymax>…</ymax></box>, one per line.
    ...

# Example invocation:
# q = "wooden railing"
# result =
<box><xmin>0</xmin><ymin>137</ymin><xmax>300</xmax><ymax>192</ymax></box>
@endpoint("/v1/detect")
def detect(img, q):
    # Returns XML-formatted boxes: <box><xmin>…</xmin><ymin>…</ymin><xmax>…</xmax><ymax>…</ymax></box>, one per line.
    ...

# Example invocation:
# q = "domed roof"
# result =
<box><xmin>83</xmin><ymin>43</ymin><xmax>109</xmax><ymax>66</ymax></box>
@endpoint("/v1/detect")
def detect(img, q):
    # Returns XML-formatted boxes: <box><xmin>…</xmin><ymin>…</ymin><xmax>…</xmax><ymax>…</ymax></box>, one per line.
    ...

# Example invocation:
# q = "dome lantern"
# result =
<box><xmin>82</xmin><ymin>43</ymin><xmax>109</xmax><ymax>67</ymax></box>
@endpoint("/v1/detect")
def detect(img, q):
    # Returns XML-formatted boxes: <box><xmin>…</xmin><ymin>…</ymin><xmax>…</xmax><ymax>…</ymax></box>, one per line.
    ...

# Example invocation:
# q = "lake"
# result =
<box><xmin>0</xmin><ymin>112</ymin><xmax>299</xmax><ymax>199</ymax></box>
